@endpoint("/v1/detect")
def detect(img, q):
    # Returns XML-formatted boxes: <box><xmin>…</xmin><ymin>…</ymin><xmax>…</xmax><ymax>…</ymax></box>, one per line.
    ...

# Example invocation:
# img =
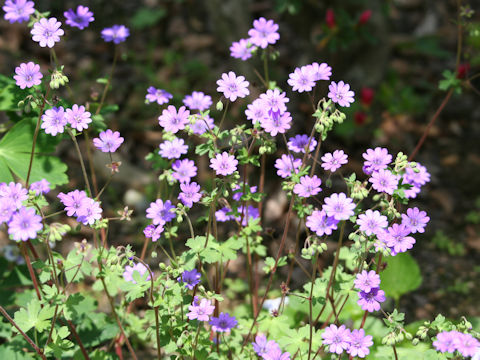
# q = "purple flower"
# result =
<box><xmin>93</xmin><ymin>129</ymin><xmax>124</xmax><ymax>153</ymax></box>
<box><xmin>323</xmin><ymin>193</ymin><xmax>356</xmax><ymax>221</ymax></box>
<box><xmin>215</xmin><ymin>207</ymin><xmax>234</xmax><ymax>222</ymax></box>
<box><xmin>30</xmin><ymin>179</ymin><xmax>50</xmax><ymax>195</ymax></box>
<box><xmin>3</xmin><ymin>0</ymin><xmax>34</xmax><ymax>23</ymax></box>
<box><xmin>0</xmin><ymin>182</ymin><xmax>28</xmax><ymax>209</ymax></box>
<box><xmin>404</xmin><ymin>163</ymin><xmax>430</xmax><ymax>187</ymax></box>
<box><xmin>14</xmin><ymin>62</ymin><xmax>43</xmax><ymax>89</ymax></box>
<box><xmin>260</xmin><ymin>110</ymin><xmax>292</xmax><ymax>136</ymax></box>
<box><xmin>58</xmin><ymin>190</ymin><xmax>88</xmax><ymax>217</ymax></box>
<box><xmin>401</xmin><ymin>207</ymin><xmax>429</xmax><ymax>234</ymax></box>
<box><xmin>252</xmin><ymin>334</ymin><xmax>281</xmax><ymax>358</ymax></box>
<box><xmin>158</xmin><ymin>138</ymin><xmax>188</xmax><ymax>160</ymax></box>
<box><xmin>357</xmin><ymin>287</ymin><xmax>386</xmax><ymax>312</ymax></box>
<box><xmin>385</xmin><ymin>223</ymin><xmax>416</xmax><ymax>254</ymax></box>
<box><xmin>31</xmin><ymin>18</ymin><xmax>64</xmax><ymax>48</ymax></box>
<box><xmin>248</xmin><ymin>17</ymin><xmax>280</xmax><ymax>49</ymax></box>
<box><xmin>8</xmin><ymin>207</ymin><xmax>43</xmax><ymax>241</ymax></box>
<box><xmin>179</xmin><ymin>269</ymin><xmax>201</xmax><ymax>290</ymax></box>
<box><xmin>183</xmin><ymin>91</ymin><xmax>212</xmax><ymax>111</ymax></box>
<box><xmin>453</xmin><ymin>332</ymin><xmax>480</xmax><ymax>357</ymax></box>
<box><xmin>328</xmin><ymin>81</ymin><xmax>355</xmax><ymax>107</ymax></box>
<box><xmin>41</xmin><ymin>107</ymin><xmax>67</xmax><ymax>136</ymax></box>
<box><xmin>287</xmin><ymin>66</ymin><xmax>316</xmax><ymax>93</ymax></box>
<box><xmin>232</xmin><ymin>183</ymin><xmax>257</xmax><ymax>201</ymax></box>
<box><xmin>158</xmin><ymin>105</ymin><xmax>190</xmax><ymax>134</ymax></box>
<box><xmin>146</xmin><ymin>87</ymin><xmax>172</xmax><ymax>105</ymax></box>
<box><xmin>209</xmin><ymin>312</ymin><xmax>238</xmax><ymax>332</ymax></box>
<box><xmin>263</xmin><ymin>348</ymin><xmax>291</xmax><ymax>360</ymax></box>
<box><xmin>322</xmin><ymin>324</ymin><xmax>351</xmax><ymax>355</ymax></box>
<box><xmin>101</xmin><ymin>25</ymin><xmax>129</xmax><ymax>44</ymax></box>
<box><xmin>190</xmin><ymin>113</ymin><xmax>215</xmax><ymax>135</ymax></box>
<box><xmin>76</xmin><ymin>198</ymin><xmax>102</xmax><ymax>225</ymax></box>
<box><xmin>187</xmin><ymin>298</ymin><xmax>215</xmax><ymax>321</ymax></box>
<box><xmin>236</xmin><ymin>205</ymin><xmax>259</xmax><ymax>226</ymax></box>
<box><xmin>210</xmin><ymin>152</ymin><xmax>238</xmax><ymax>176</ymax></box>
<box><xmin>172</xmin><ymin>159</ymin><xmax>197</xmax><ymax>183</ymax></box>
<box><xmin>433</xmin><ymin>331</ymin><xmax>457</xmax><ymax>353</ymax></box>
<box><xmin>354</xmin><ymin>270</ymin><xmax>381</xmax><ymax>293</ymax></box>
<box><xmin>321</xmin><ymin>150</ymin><xmax>348</xmax><ymax>172</ymax></box>
<box><xmin>146</xmin><ymin>199</ymin><xmax>175</xmax><ymax>225</ymax></box>
<box><xmin>293</xmin><ymin>175</ymin><xmax>322</xmax><ymax>198</ymax></box>
<box><xmin>306</xmin><ymin>62</ymin><xmax>332</xmax><ymax>81</ymax></box>
<box><xmin>245</xmin><ymin>98</ymin><xmax>268</xmax><ymax>125</ymax></box>
<box><xmin>369</xmin><ymin>169</ymin><xmax>399</xmax><ymax>195</ymax></box>
<box><xmin>287</xmin><ymin>134</ymin><xmax>317</xmax><ymax>154</ymax></box>
<box><xmin>0</xmin><ymin>199</ymin><xmax>16</xmax><ymax>225</ymax></box>
<box><xmin>178</xmin><ymin>182</ymin><xmax>202</xmax><ymax>208</ymax></box>
<box><xmin>274</xmin><ymin>154</ymin><xmax>302</xmax><ymax>178</ymax></box>
<box><xmin>356</xmin><ymin>210</ymin><xmax>388</xmax><ymax>236</ymax></box>
<box><xmin>306</xmin><ymin>209</ymin><xmax>339</xmax><ymax>236</ymax></box>
<box><xmin>216</xmin><ymin>71</ymin><xmax>250</xmax><ymax>102</ymax></box>
<box><xmin>65</xmin><ymin>104</ymin><xmax>92</xmax><ymax>131</ymax></box>
<box><xmin>64</xmin><ymin>5</ymin><xmax>94</xmax><ymax>29</ymax></box>
<box><xmin>362</xmin><ymin>147</ymin><xmax>392</xmax><ymax>173</ymax></box>
<box><xmin>230</xmin><ymin>38</ymin><xmax>254</xmax><ymax>60</ymax></box>
<box><xmin>347</xmin><ymin>329</ymin><xmax>373</xmax><ymax>358</ymax></box>
<box><xmin>143</xmin><ymin>223</ymin><xmax>164</xmax><ymax>242</ymax></box>
<box><xmin>260</xmin><ymin>89</ymin><xmax>289</xmax><ymax>113</ymax></box>
<box><xmin>123</xmin><ymin>263</ymin><xmax>150</xmax><ymax>284</ymax></box>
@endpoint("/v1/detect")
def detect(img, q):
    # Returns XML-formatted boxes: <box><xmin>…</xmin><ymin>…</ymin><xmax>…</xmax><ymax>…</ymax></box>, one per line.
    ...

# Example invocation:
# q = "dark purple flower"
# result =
<box><xmin>209</xmin><ymin>312</ymin><xmax>237</xmax><ymax>332</ymax></box>
<box><xmin>101</xmin><ymin>25</ymin><xmax>129</xmax><ymax>44</ymax></box>
<box><xmin>64</xmin><ymin>5</ymin><xmax>94</xmax><ymax>29</ymax></box>
<box><xmin>14</xmin><ymin>62</ymin><xmax>42</xmax><ymax>89</ymax></box>
<box><xmin>287</xmin><ymin>134</ymin><xmax>317</xmax><ymax>154</ymax></box>
<box><xmin>3</xmin><ymin>0</ymin><xmax>34</xmax><ymax>23</ymax></box>
<box><xmin>179</xmin><ymin>269</ymin><xmax>201</xmax><ymax>290</ymax></box>
<box><xmin>146</xmin><ymin>87</ymin><xmax>172</xmax><ymax>105</ymax></box>
<box><xmin>236</xmin><ymin>205</ymin><xmax>259</xmax><ymax>226</ymax></box>
<box><xmin>8</xmin><ymin>207</ymin><xmax>43</xmax><ymax>241</ymax></box>
<box><xmin>357</xmin><ymin>287</ymin><xmax>385</xmax><ymax>312</ymax></box>
<box><xmin>215</xmin><ymin>207</ymin><xmax>234</xmax><ymax>222</ymax></box>
<box><xmin>248</xmin><ymin>17</ymin><xmax>280</xmax><ymax>49</ymax></box>
<box><xmin>31</xmin><ymin>18</ymin><xmax>64</xmax><ymax>48</ymax></box>
<box><xmin>93</xmin><ymin>129</ymin><xmax>124</xmax><ymax>153</ymax></box>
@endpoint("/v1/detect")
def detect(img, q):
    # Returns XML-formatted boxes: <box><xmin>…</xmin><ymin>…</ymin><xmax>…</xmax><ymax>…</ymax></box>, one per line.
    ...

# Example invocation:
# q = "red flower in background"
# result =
<box><xmin>354</xmin><ymin>111</ymin><xmax>367</xmax><ymax>125</ymax></box>
<box><xmin>326</xmin><ymin>9</ymin><xmax>336</xmax><ymax>29</ymax></box>
<box><xmin>360</xmin><ymin>87</ymin><xmax>375</xmax><ymax>107</ymax></box>
<box><xmin>456</xmin><ymin>63</ymin><xmax>470</xmax><ymax>79</ymax></box>
<box><xmin>358</xmin><ymin>10</ymin><xmax>372</xmax><ymax>26</ymax></box>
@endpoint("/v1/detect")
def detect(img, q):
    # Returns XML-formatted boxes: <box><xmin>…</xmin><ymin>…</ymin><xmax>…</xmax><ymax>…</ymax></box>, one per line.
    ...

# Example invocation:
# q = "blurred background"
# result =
<box><xmin>1</xmin><ymin>0</ymin><xmax>480</xmax><ymax>323</ymax></box>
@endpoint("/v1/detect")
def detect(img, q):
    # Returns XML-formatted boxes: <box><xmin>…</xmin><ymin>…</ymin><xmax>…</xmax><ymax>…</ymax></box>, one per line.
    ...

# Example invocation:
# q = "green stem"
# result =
<box><xmin>96</xmin><ymin>46</ymin><xmax>119</xmax><ymax>115</ymax></box>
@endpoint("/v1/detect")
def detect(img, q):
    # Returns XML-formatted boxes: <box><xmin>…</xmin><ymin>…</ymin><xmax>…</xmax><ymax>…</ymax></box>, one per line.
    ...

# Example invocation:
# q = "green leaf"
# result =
<box><xmin>380</xmin><ymin>252</ymin><xmax>422</xmax><ymax>301</ymax></box>
<box><xmin>0</xmin><ymin>74</ymin><xmax>34</xmax><ymax>112</ymax></box>
<box><xmin>130</xmin><ymin>7</ymin><xmax>166</xmax><ymax>29</ymax></box>
<box><xmin>13</xmin><ymin>299</ymin><xmax>55</xmax><ymax>333</ymax></box>
<box><xmin>0</xmin><ymin>118</ymin><xmax>68</xmax><ymax>186</ymax></box>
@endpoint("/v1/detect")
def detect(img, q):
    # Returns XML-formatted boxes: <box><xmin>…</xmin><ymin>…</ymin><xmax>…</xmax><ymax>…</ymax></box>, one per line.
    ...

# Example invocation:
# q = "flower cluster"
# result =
<box><xmin>252</xmin><ymin>334</ymin><xmax>290</xmax><ymax>360</ymax></box>
<box><xmin>322</xmin><ymin>325</ymin><xmax>374</xmax><ymax>358</ymax></box>
<box><xmin>58</xmin><ymin>190</ymin><xmax>102</xmax><ymax>225</ymax></box>
<box><xmin>354</xmin><ymin>270</ymin><xmax>386</xmax><ymax>312</ymax></box>
<box><xmin>433</xmin><ymin>330</ymin><xmax>480</xmax><ymax>357</ymax></box>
